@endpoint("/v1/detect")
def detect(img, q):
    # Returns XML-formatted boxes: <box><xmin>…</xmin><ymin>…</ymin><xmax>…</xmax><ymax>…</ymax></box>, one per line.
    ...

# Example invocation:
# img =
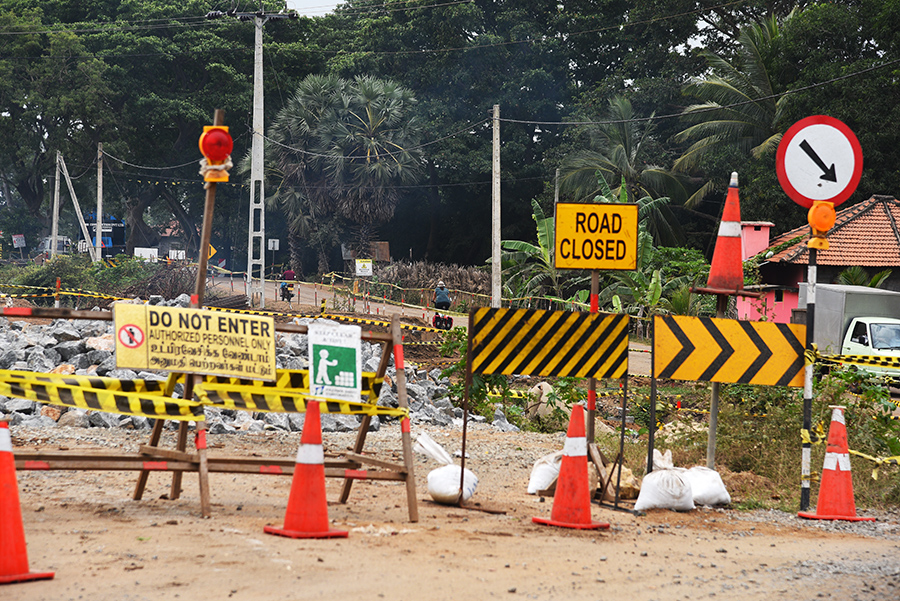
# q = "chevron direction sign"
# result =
<box><xmin>654</xmin><ymin>315</ymin><xmax>806</xmax><ymax>387</ymax></box>
<box><xmin>470</xmin><ymin>308</ymin><xmax>629</xmax><ymax>379</ymax></box>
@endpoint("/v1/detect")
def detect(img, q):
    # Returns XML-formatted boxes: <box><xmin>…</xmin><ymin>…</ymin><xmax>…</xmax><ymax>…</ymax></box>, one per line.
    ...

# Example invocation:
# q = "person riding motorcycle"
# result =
<box><xmin>433</xmin><ymin>281</ymin><xmax>451</xmax><ymax>310</ymax></box>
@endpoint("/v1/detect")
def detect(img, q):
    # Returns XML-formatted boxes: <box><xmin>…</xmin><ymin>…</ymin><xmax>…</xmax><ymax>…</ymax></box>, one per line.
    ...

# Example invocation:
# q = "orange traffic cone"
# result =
<box><xmin>696</xmin><ymin>172</ymin><xmax>745</xmax><ymax>295</ymax></box>
<box><xmin>264</xmin><ymin>401</ymin><xmax>348</xmax><ymax>539</ymax></box>
<box><xmin>799</xmin><ymin>406</ymin><xmax>874</xmax><ymax>522</ymax></box>
<box><xmin>533</xmin><ymin>404</ymin><xmax>609</xmax><ymax>530</ymax></box>
<box><xmin>1</xmin><ymin>421</ymin><xmax>54</xmax><ymax>585</ymax></box>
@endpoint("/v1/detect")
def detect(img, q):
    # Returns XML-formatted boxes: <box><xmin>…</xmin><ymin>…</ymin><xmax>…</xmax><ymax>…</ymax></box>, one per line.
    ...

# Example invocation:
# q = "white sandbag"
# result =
<box><xmin>427</xmin><ymin>464</ymin><xmax>478</xmax><ymax>504</ymax></box>
<box><xmin>633</xmin><ymin>469</ymin><xmax>695</xmax><ymax>512</ymax></box>
<box><xmin>651</xmin><ymin>448</ymin><xmax>674</xmax><ymax>470</ymax></box>
<box><xmin>527</xmin><ymin>450</ymin><xmax>563</xmax><ymax>494</ymax></box>
<box><xmin>414</xmin><ymin>432</ymin><xmax>454</xmax><ymax>465</ymax></box>
<box><xmin>683</xmin><ymin>466</ymin><xmax>731</xmax><ymax>506</ymax></box>
<box><xmin>415</xmin><ymin>432</ymin><xmax>478</xmax><ymax>504</ymax></box>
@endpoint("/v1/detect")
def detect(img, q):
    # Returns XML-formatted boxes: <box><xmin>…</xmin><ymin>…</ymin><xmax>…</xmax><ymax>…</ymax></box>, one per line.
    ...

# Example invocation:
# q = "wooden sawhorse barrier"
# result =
<box><xmin>5</xmin><ymin>307</ymin><xmax>418</xmax><ymax>522</ymax></box>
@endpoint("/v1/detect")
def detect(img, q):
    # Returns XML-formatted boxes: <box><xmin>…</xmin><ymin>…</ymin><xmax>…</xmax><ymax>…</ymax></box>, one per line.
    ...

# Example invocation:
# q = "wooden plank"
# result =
<box><xmin>343</xmin><ymin>452</ymin><xmax>406</xmax><ymax>473</ymax></box>
<box><xmin>139</xmin><ymin>445</ymin><xmax>198</xmax><ymax>463</ymax></box>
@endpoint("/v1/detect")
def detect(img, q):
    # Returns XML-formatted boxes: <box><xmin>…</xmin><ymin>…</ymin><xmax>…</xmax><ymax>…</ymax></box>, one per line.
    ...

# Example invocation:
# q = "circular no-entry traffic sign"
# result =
<box><xmin>776</xmin><ymin>115</ymin><xmax>862</xmax><ymax>209</ymax></box>
<box><xmin>118</xmin><ymin>324</ymin><xmax>145</xmax><ymax>349</ymax></box>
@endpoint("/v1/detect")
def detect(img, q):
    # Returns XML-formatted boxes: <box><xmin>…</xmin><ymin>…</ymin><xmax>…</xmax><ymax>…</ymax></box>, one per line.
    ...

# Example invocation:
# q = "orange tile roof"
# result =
<box><xmin>761</xmin><ymin>195</ymin><xmax>900</xmax><ymax>266</ymax></box>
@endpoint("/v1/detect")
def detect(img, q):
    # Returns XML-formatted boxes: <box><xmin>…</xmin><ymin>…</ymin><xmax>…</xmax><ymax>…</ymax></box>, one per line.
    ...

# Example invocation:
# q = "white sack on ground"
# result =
<box><xmin>527</xmin><ymin>450</ymin><xmax>563</xmax><ymax>494</ymax></box>
<box><xmin>414</xmin><ymin>432</ymin><xmax>478</xmax><ymax>504</ymax></box>
<box><xmin>634</xmin><ymin>469</ymin><xmax>695</xmax><ymax>512</ymax></box>
<box><xmin>427</xmin><ymin>464</ymin><xmax>478</xmax><ymax>504</ymax></box>
<box><xmin>683</xmin><ymin>466</ymin><xmax>731</xmax><ymax>506</ymax></box>
<box><xmin>414</xmin><ymin>432</ymin><xmax>454</xmax><ymax>465</ymax></box>
<box><xmin>651</xmin><ymin>448</ymin><xmax>674</xmax><ymax>470</ymax></box>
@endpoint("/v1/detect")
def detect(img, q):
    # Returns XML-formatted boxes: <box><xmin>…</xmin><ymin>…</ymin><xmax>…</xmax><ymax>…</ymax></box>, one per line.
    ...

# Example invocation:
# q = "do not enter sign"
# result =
<box><xmin>555</xmin><ymin>203</ymin><xmax>638</xmax><ymax>271</ymax></box>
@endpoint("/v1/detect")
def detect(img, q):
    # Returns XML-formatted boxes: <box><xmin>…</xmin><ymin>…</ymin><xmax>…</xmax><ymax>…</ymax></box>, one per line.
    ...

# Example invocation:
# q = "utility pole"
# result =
<box><xmin>96</xmin><ymin>142</ymin><xmax>103</xmax><ymax>259</ymax></box>
<box><xmin>491</xmin><ymin>104</ymin><xmax>501</xmax><ymax>308</ymax></box>
<box><xmin>206</xmin><ymin>4</ymin><xmax>297</xmax><ymax>308</ymax></box>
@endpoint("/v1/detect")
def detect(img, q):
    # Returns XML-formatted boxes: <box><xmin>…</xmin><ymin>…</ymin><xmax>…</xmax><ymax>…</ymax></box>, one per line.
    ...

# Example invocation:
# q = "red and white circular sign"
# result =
<box><xmin>118</xmin><ymin>324</ymin><xmax>145</xmax><ymax>349</ymax></box>
<box><xmin>776</xmin><ymin>115</ymin><xmax>862</xmax><ymax>209</ymax></box>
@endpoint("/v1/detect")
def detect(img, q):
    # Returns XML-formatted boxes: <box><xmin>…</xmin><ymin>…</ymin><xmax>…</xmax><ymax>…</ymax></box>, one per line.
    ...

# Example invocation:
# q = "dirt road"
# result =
<box><xmin>9</xmin><ymin>424</ymin><xmax>899</xmax><ymax>601</ymax></box>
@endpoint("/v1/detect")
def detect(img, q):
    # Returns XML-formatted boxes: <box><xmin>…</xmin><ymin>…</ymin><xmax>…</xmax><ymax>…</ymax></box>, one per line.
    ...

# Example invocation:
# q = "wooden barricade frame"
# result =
<box><xmin>461</xmin><ymin>306</ymin><xmax>633</xmax><ymax>510</ymax></box>
<box><xmin>6</xmin><ymin>306</ymin><xmax>418</xmax><ymax>522</ymax></box>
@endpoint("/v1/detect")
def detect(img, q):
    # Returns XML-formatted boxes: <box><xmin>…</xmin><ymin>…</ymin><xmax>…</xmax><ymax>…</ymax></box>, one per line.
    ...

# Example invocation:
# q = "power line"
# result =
<box><xmin>498</xmin><ymin>56</ymin><xmax>900</xmax><ymax>127</ymax></box>
<box><xmin>261</xmin><ymin>117</ymin><xmax>490</xmax><ymax>160</ymax></box>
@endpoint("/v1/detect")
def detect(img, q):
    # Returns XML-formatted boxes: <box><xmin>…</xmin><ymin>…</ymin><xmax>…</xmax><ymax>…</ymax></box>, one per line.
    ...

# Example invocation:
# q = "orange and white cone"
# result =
<box><xmin>699</xmin><ymin>172</ymin><xmax>745</xmax><ymax>294</ymax></box>
<box><xmin>533</xmin><ymin>404</ymin><xmax>609</xmax><ymax>530</ymax></box>
<box><xmin>799</xmin><ymin>406</ymin><xmax>874</xmax><ymax>522</ymax></box>
<box><xmin>264</xmin><ymin>402</ymin><xmax>349</xmax><ymax>539</ymax></box>
<box><xmin>0</xmin><ymin>422</ymin><xmax>54</xmax><ymax>585</ymax></box>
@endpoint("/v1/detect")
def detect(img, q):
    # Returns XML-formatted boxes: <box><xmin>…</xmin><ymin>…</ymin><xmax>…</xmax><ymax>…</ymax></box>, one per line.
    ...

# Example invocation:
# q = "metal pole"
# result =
<box><xmin>800</xmin><ymin>248</ymin><xmax>817</xmax><ymax>511</ymax></box>
<box><xmin>491</xmin><ymin>104</ymin><xmax>501</xmax><ymax>308</ymax></box>
<box><xmin>51</xmin><ymin>152</ymin><xmax>61</xmax><ymax>259</ymax></box>
<box><xmin>95</xmin><ymin>143</ymin><xmax>103</xmax><ymax>260</ymax></box>
<box><xmin>706</xmin><ymin>294</ymin><xmax>728</xmax><ymax>468</ymax></box>
<box><xmin>647</xmin><ymin>316</ymin><xmax>657</xmax><ymax>473</ymax></box>
<box><xmin>587</xmin><ymin>270</ymin><xmax>598</xmax><ymax>444</ymax></box>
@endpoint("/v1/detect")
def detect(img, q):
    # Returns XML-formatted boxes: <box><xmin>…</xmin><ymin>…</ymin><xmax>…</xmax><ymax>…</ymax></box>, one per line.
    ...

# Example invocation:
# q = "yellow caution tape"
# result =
<box><xmin>0</xmin><ymin>369</ymin><xmax>202</xmax><ymax>421</ymax></box>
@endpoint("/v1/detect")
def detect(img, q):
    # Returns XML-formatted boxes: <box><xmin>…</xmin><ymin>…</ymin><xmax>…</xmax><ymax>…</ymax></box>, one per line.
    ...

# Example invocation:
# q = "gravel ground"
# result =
<box><xmin>8</xmin><ymin>420</ymin><xmax>900</xmax><ymax>601</ymax></box>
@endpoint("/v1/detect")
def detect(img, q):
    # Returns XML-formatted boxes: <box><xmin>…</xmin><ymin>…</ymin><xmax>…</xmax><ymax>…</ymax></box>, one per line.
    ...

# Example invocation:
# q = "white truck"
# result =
<box><xmin>798</xmin><ymin>283</ymin><xmax>900</xmax><ymax>377</ymax></box>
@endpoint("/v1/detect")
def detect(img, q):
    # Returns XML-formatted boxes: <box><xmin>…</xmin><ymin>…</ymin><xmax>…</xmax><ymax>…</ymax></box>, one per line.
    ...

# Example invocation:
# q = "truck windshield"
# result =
<box><xmin>869</xmin><ymin>323</ymin><xmax>900</xmax><ymax>349</ymax></box>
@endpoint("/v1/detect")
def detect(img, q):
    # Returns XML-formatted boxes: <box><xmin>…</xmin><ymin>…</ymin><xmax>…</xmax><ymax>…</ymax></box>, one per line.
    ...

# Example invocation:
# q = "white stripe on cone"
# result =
<box><xmin>823</xmin><ymin>453</ymin><xmax>851</xmax><ymax>471</ymax></box>
<box><xmin>717</xmin><ymin>221</ymin><xmax>741</xmax><ymax>237</ymax></box>
<box><xmin>296</xmin><ymin>444</ymin><xmax>324</xmax><ymax>465</ymax></box>
<box><xmin>0</xmin><ymin>427</ymin><xmax>10</xmax><ymax>453</ymax></box>
<box><xmin>563</xmin><ymin>436</ymin><xmax>587</xmax><ymax>457</ymax></box>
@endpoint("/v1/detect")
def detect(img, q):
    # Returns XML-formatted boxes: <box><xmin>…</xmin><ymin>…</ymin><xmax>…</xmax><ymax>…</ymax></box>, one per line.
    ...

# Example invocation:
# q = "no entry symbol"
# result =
<box><xmin>118</xmin><ymin>324</ymin><xmax>145</xmax><ymax>349</ymax></box>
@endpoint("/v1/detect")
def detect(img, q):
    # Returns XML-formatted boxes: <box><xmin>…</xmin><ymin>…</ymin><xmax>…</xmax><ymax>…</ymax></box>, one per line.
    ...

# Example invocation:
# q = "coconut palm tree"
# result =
<box><xmin>673</xmin><ymin>13</ymin><xmax>793</xmax><ymax>206</ymax></box>
<box><xmin>560</xmin><ymin>96</ymin><xmax>688</xmax><ymax>246</ymax></box>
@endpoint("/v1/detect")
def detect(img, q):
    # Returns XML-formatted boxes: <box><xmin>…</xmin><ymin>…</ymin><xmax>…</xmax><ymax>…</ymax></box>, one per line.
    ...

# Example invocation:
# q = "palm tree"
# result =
<box><xmin>500</xmin><ymin>200</ymin><xmax>570</xmax><ymax>305</ymax></box>
<box><xmin>560</xmin><ymin>96</ymin><xmax>688</xmax><ymax>245</ymax></box>
<box><xmin>673</xmin><ymin>13</ymin><xmax>792</xmax><ymax>206</ymax></box>
<box><xmin>837</xmin><ymin>266</ymin><xmax>892</xmax><ymax>288</ymax></box>
<box><xmin>266</xmin><ymin>75</ymin><xmax>424</xmax><ymax>272</ymax></box>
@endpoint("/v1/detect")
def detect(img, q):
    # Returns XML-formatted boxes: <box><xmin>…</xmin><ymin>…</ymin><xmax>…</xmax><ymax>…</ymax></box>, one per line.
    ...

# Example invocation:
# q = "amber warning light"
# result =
<box><xmin>198</xmin><ymin>126</ymin><xmax>233</xmax><ymax>182</ymax></box>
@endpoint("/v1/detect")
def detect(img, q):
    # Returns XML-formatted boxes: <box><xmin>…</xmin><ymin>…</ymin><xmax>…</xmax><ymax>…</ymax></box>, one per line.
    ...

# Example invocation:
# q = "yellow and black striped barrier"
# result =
<box><xmin>0</xmin><ymin>368</ymin><xmax>396</xmax><ymax>422</ymax></box>
<box><xmin>470</xmin><ymin>308</ymin><xmax>628</xmax><ymax>379</ymax></box>
<box><xmin>0</xmin><ymin>369</ymin><xmax>201</xmax><ymax>421</ymax></box>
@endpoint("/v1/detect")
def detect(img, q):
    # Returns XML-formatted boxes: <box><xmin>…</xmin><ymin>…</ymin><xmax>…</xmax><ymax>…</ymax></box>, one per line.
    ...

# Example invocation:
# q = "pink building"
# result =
<box><xmin>735</xmin><ymin>196</ymin><xmax>900</xmax><ymax>323</ymax></box>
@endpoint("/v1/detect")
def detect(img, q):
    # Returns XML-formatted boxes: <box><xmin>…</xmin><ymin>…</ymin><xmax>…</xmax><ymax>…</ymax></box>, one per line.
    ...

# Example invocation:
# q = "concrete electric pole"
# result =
<box><xmin>206</xmin><ymin>4</ymin><xmax>297</xmax><ymax>308</ymax></box>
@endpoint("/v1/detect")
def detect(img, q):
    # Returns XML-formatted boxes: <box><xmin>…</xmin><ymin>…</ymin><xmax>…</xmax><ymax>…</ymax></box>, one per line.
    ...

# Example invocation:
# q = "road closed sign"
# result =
<box><xmin>114</xmin><ymin>303</ymin><xmax>276</xmax><ymax>381</ymax></box>
<box><xmin>555</xmin><ymin>202</ymin><xmax>638</xmax><ymax>270</ymax></box>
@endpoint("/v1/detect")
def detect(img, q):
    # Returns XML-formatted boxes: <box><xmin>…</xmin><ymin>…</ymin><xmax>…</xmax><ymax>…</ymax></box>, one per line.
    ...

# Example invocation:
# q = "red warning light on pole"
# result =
<box><xmin>199</xmin><ymin>125</ymin><xmax>233</xmax><ymax>182</ymax></box>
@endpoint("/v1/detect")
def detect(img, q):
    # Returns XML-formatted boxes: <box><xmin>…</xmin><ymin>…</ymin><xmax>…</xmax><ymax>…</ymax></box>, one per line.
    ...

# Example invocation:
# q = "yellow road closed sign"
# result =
<box><xmin>114</xmin><ymin>304</ymin><xmax>276</xmax><ymax>381</ymax></box>
<box><xmin>554</xmin><ymin>202</ymin><xmax>638</xmax><ymax>270</ymax></box>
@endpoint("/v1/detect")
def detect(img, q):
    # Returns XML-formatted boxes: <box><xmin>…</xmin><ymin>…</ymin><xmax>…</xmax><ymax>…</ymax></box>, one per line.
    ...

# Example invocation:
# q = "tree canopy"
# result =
<box><xmin>1</xmin><ymin>0</ymin><xmax>899</xmax><ymax>272</ymax></box>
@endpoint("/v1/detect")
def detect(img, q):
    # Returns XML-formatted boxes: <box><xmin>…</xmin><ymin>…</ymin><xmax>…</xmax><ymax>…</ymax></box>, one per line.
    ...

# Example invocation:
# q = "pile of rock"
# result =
<box><xmin>0</xmin><ymin>297</ymin><xmax>519</xmax><ymax>434</ymax></box>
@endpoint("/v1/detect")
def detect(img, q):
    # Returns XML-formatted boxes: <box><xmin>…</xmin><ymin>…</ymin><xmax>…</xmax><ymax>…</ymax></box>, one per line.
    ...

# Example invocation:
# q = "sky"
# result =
<box><xmin>285</xmin><ymin>0</ymin><xmax>343</xmax><ymax>17</ymax></box>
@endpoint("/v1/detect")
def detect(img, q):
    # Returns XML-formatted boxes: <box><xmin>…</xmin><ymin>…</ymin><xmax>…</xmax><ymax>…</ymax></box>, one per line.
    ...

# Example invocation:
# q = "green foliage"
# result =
<box><xmin>837</xmin><ymin>266</ymin><xmax>893</xmax><ymax>288</ymax></box>
<box><xmin>439</xmin><ymin>327</ymin><xmax>509</xmax><ymax>419</ymax></box>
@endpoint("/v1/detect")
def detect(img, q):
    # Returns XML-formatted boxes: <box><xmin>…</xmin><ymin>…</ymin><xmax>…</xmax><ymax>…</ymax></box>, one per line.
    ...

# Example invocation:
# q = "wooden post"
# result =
<box><xmin>587</xmin><ymin>269</ymin><xmax>599</xmax><ymax>444</ymax></box>
<box><xmin>391</xmin><ymin>315</ymin><xmax>419</xmax><ymax>522</ymax></box>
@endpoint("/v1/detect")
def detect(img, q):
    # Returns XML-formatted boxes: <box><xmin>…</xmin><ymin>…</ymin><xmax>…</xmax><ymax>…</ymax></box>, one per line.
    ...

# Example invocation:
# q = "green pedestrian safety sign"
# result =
<box><xmin>308</xmin><ymin>323</ymin><xmax>362</xmax><ymax>402</ymax></box>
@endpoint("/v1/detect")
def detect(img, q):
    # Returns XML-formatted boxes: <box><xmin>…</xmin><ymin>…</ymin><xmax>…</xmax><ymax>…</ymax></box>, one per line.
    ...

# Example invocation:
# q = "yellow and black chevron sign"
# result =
<box><xmin>470</xmin><ymin>308</ymin><xmax>628</xmax><ymax>378</ymax></box>
<box><xmin>653</xmin><ymin>315</ymin><xmax>806</xmax><ymax>387</ymax></box>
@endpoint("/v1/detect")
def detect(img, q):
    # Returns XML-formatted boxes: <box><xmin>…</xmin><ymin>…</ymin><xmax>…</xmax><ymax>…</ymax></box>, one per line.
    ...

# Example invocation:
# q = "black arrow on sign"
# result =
<box><xmin>658</xmin><ymin>316</ymin><xmax>694</xmax><ymax>379</ymax></box>
<box><xmin>799</xmin><ymin>139</ymin><xmax>837</xmax><ymax>182</ymax></box>
<box><xmin>699</xmin><ymin>319</ymin><xmax>734</xmax><ymax>381</ymax></box>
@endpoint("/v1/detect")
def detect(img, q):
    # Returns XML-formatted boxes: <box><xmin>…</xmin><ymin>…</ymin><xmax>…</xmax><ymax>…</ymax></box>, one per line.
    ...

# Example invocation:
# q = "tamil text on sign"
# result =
<box><xmin>554</xmin><ymin>203</ymin><xmax>638</xmax><ymax>270</ymax></box>
<box><xmin>114</xmin><ymin>304</ymin><xmax>276</xmax><ymax>381</ymax></box>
